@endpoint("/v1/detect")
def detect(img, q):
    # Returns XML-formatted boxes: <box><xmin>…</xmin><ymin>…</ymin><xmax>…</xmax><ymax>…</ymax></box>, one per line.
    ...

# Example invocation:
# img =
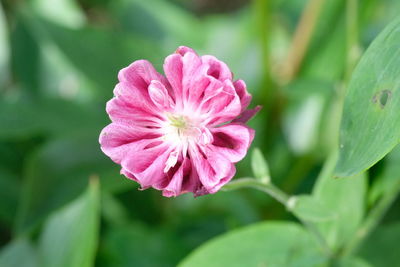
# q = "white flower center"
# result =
<box><xmin>161</xmin><ymin>112</ymin><xmax>212</xmax><ymax>173</ymax></box>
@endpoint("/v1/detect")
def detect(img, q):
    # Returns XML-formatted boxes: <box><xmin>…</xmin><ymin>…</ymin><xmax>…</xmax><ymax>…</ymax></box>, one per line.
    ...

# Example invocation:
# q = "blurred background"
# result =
<box><xmin>0</xmin><ymin>0</ymin><xmax>400</xmax><ymax>266</ymax></box>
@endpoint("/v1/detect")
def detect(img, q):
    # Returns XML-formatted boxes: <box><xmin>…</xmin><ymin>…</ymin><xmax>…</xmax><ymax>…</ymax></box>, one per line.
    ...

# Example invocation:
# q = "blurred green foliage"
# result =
<box><xmin>0</xmin><ymin>0</ymin><xmax>400</xmax><ymax>266</ymax></box>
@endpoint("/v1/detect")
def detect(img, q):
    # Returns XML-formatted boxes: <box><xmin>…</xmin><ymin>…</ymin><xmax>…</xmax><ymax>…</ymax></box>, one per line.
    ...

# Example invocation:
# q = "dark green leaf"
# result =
<box><xmin>15</xmin><ymin>133</ymin><xmax>132</xmax><ymax>234</ymax></box>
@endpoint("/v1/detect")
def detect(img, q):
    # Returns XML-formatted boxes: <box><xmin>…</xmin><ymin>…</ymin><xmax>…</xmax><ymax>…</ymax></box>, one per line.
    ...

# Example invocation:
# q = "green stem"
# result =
<box><xmin>345</xmin><ymin>0</ymin><xmax>359</xmax><ymax>82</ymax></box>
<box><xmin>282</xmin><ymin>0</ymin><xmax>325</xmax><ymax>82</ymax></box>
<box><xmin>224</xmin><ymin>178</ymin><xmax>332</xmax><ymax>256</ymax></box>
<box><xmin>342</xmin><ymin>178</ymin><xmax>400</xmax><ymax>256</ymax></box>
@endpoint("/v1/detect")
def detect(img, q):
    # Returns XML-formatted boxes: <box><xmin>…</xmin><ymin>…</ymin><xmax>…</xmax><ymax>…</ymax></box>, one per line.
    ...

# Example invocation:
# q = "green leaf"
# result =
<box><xmin>38</xmin><ymin>179</ymin><xmax>100</xmax><ymax>267</ymax></box>
<box><xmin>15</xmin><ymin>133</ymin><xmax>132</xmax><ymax>234</ymax></box>
<box><xmin>337</xmin><ymin>258</ymin><xmax>373</xmax><ymax>267</ymax></box>
<box><xmin>251</xmin><ymin>148</ymin><xmax>270</xmax><ymax>183</ymax></box>
<box><xmin>0</xmin><ymin>167</ymin><xmax>20</xmax><ymax>225</ymax></box>
<box><xmin>31</xmin><ymin>0</ymin><xmax>86</xmax><ymax>28</ymax></box>
<box><xmin>0</xmin><ymin>98</ymin><xmax>105</xmax><ymax>139</ymax></box>
<box><xmin>335</xmin><ymin>18</ymin><xmax>400</xmax><ymax>177</ymax></box>
<box><xmin>314</xmin><ymin>153</ymin><xmax>367</xmax><ymax>250</ymax></box>
<box><xmin>289</xmin><ymin>195</ymin><xmax>336</xmax><ymax>222</ymax></box>
<box><xmin>358</xmin><ymin>222</ymin><xmax>400</xmax><ymax>267</ymax></box>
<box><xmin>179</xmin><ymin>222</ymin><xmax>326</xmax><ymax>267</ymax></box>
<box><xmin>0</xmin><ymin>239</ymin><xmax>39</xmax><ymax>267</ymax></box>
<box><xmin>100</xmin><ymin>223</ymin><xmax>187</xmax><ymax>267</ymax></box>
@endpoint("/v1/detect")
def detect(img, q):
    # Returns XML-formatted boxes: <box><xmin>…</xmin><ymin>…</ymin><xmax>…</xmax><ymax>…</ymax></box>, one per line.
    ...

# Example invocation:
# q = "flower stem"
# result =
<box><xmin>282</xmin><ymin>0</ymin><xmax>325</xmax><ymax>82</ymax></box>
<box><xmin>345</xmin><ymin>0</ymin><xmax>360</xmax><ymax>82</ymax></box>
<box><xmin>224</xmin><ymin>178</ymin><xmax>332</xmax><ymax>256</ymax></box>
<box><xmin>342</xmin><ymin>178</ymin><xmax>400</xmax><ymax>257</ymax></box>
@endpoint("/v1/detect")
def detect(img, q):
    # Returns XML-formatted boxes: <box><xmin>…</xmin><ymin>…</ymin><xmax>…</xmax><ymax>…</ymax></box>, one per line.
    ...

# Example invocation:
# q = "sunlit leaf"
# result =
<box><xmin>179</xmin><ymin>222</ymin><xmax>326</xmax><ymax>267</ymax></box>
<box><xmin>335</xmin><ymin>18</ymin><xmax>400</xmax><ymax>177</ymax></box>
<box><xmin>289</xmin><ymin>195</ymin><xmax>336</xmax><ymax>222</ymax></box>
<box><xmin>314</xmin><ymin>153</ymin><xmax>367</xmax><ymax>250</ymax></box>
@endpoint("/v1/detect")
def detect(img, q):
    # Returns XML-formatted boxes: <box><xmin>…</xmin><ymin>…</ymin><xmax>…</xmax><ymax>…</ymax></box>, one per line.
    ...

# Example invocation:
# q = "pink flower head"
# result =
<box><xmin>99</xmin><ymin>46</ymin><xmax>260</xmax><ymax>197</ymax></box>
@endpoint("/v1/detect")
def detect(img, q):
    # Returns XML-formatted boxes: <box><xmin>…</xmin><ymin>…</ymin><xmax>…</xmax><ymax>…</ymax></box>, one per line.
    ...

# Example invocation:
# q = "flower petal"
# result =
<box><xmin>232</xmin><ymin>106</ymin><xmax>262</xmax><ymax>123</ymax></box>
<box><xmin>148</xmin><ymin>80</ymin><xmax>175</xmax><ymax>111</ymax></box>
<box><xmin>233</xmin><ymin>80</ymin><xmax>252</xmax><ymax>111</ymax></box>
<box><xmin>210</xmin><ymin>123</ymin><xmax>254</xmax><ymax>162</ymax></box>
<box><xmin>201</xmin><ymin>55</ymin><xmax>232</xmax><ymax>81</ymax></box>
<box><xmin>189</xmin><ymin>145</ymin><xmax>235</xmax><ymax>192</ymax></box>
<box><xmin>99</xmin><ymin>123</ymin><xmax>161</xmax><ymax>163</ymax></box>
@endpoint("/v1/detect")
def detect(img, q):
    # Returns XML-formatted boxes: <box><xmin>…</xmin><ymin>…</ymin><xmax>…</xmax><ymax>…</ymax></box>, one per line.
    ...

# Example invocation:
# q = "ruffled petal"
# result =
<box><xmin>209</xmin><ymin>123</ymin><xmax>254</xmax><ymax>163</ymax></box>
<box><xmin>232</xmin><ymin>106</ymin><xmax>262</xmax><ymax>123</ymax></box>
<box><xmin>233</xmin><ymin>80</ymin><xmax>252</xmax><ymax>112</ymax></box>
<box><xmin>99</xmin><ymin>122</ymin><xmax>161</xmax><ymax>164</ymax></box>
<box><xmin>201</xmin><ymin>79</ymin><xmax>242</xmax><ymax>126</ymax></box>
<box><xmin>118</xmin><ymin>60</ymin><xmax>168</xmax><ymax>92</ymax></box>
<box><xmin>201</xmin><ymin>55</ymin><xmax>232</xmax><ymax>81</ymax></box>
<box><xmin>121</xmin><ymin>141</ymin><xmax>172</xmax><ymax>188</ymax></box>
<box><xmin>189</xmin><ymin>145</ymin><xmax>236</xmax><ymax>192</ymax></box>
<box><xmin>148</xmin><ymin>80</ymin><xmax>175</xmax><ymax>111</ymax></box>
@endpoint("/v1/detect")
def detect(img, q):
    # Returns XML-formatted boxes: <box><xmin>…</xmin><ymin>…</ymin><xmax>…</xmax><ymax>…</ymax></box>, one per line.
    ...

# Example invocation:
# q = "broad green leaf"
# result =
<box><xmin>0</xmin><ymin>2</ymin><xmax>9</xmax><ymax>86</ymax></box>
<box><xmin>179</xmin><ymin>222</ymin><xmax>327</xmax><ymax>267</ymax></box>
<box><xmin>99</xmin><ymin>223</ymin><xmax>187</xmax><ymax>267</ymax></box>
<box><xmin>15</xmin><ymin>133</ymin><xmax>132</xmax><ymax>234</ymax></box>
<box><xmin>38</xmin><ymin>179</ymin><xmax>100</xmax><ymax>267</ymax></box>
<box><xmin>0</xmin><ymin>98</ymin><xmax>105</xmax><ymax>139</ymax></box>
<box><xmin>251</xmin><ymin>148</ymin><xmax>270</xmax><ymax>183</ymax></box>
<box><xmin>358</xmin><ymin>222</ymin><xmax>400</xmax><ymax>267</ymax></box>
<box><xmin>335</xmin><ymin>18</ymin><xmax>400</xmax><ymax>177</ymax></box>
<box><xmin>112</xmin><ymin>0</ymin><xmax>203</xmax><ymax>49</ymax></box>
<box><xmin>289</xmin><ymin>195</ymin><xmax>336</xmax><ymax>222</ymax></box>
<box><xmin>0</xmin><ymin>239</ymin><xmax>39</xmax><ymax>267</ymax></box>
<box><xmin>314</xmin><ymin>153</ymin><xmax>367</xmax><ymax>250</ymax></box>
<box><xmin>10</xmin><ymin>16</ymin><xmax>40</xmax><ymax>93</ymax></box>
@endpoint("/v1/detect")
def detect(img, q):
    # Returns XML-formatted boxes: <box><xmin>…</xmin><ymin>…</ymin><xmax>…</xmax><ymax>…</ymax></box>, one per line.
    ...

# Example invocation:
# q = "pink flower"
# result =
<box><xmin>99</xmin><ymin>46</ymin><xmax>260</xmax><ymax>197</ymax></box>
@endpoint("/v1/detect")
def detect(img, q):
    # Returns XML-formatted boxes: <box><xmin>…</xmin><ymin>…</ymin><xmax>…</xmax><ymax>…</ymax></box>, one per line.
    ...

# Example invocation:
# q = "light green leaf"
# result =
<box><xmin>251</xmin><ymin>148</ymin><xmax>270</xmax><ymax>183</ymax></box>
<box><xmin>179</xmin><ymin>222</ymin><xmax>326</xmax><ymax>267</ymax></box>
<box><xmin>314</xmin><ymin>153</ymin><xmax>367</xmax><ymax>250</ymax></box>
<box><xmin>0</xmin><ymin>239</ymin><xmax>38</xmax><ymax>267</ymax></box>
<box><xmin>289</xmin><ymin>195</ymin><xmax>336</xmax><ymax>222</ymax></box>
<box><xmin>283</xmin><ymin>80</ymin><xmax>333</xmax><ymax>155</ymax></box>
<box><xmin>38</xmin><ymin>179</ymin><xmax>100</xmax><ymax>267</ymax></box>
<box><xmin>335</xmin><ymin>18</ymin><xmax>400</xmax><ymax>177</ymax></box>
<box><xmin>31</xmin><ymin>0</ymin><xmax>86</xmax><ymax>28</ymax></box>
<box><xmin>337</xmin><ymin>258</ymin><xmax>373</xmax><ymax>267</ymax></box>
